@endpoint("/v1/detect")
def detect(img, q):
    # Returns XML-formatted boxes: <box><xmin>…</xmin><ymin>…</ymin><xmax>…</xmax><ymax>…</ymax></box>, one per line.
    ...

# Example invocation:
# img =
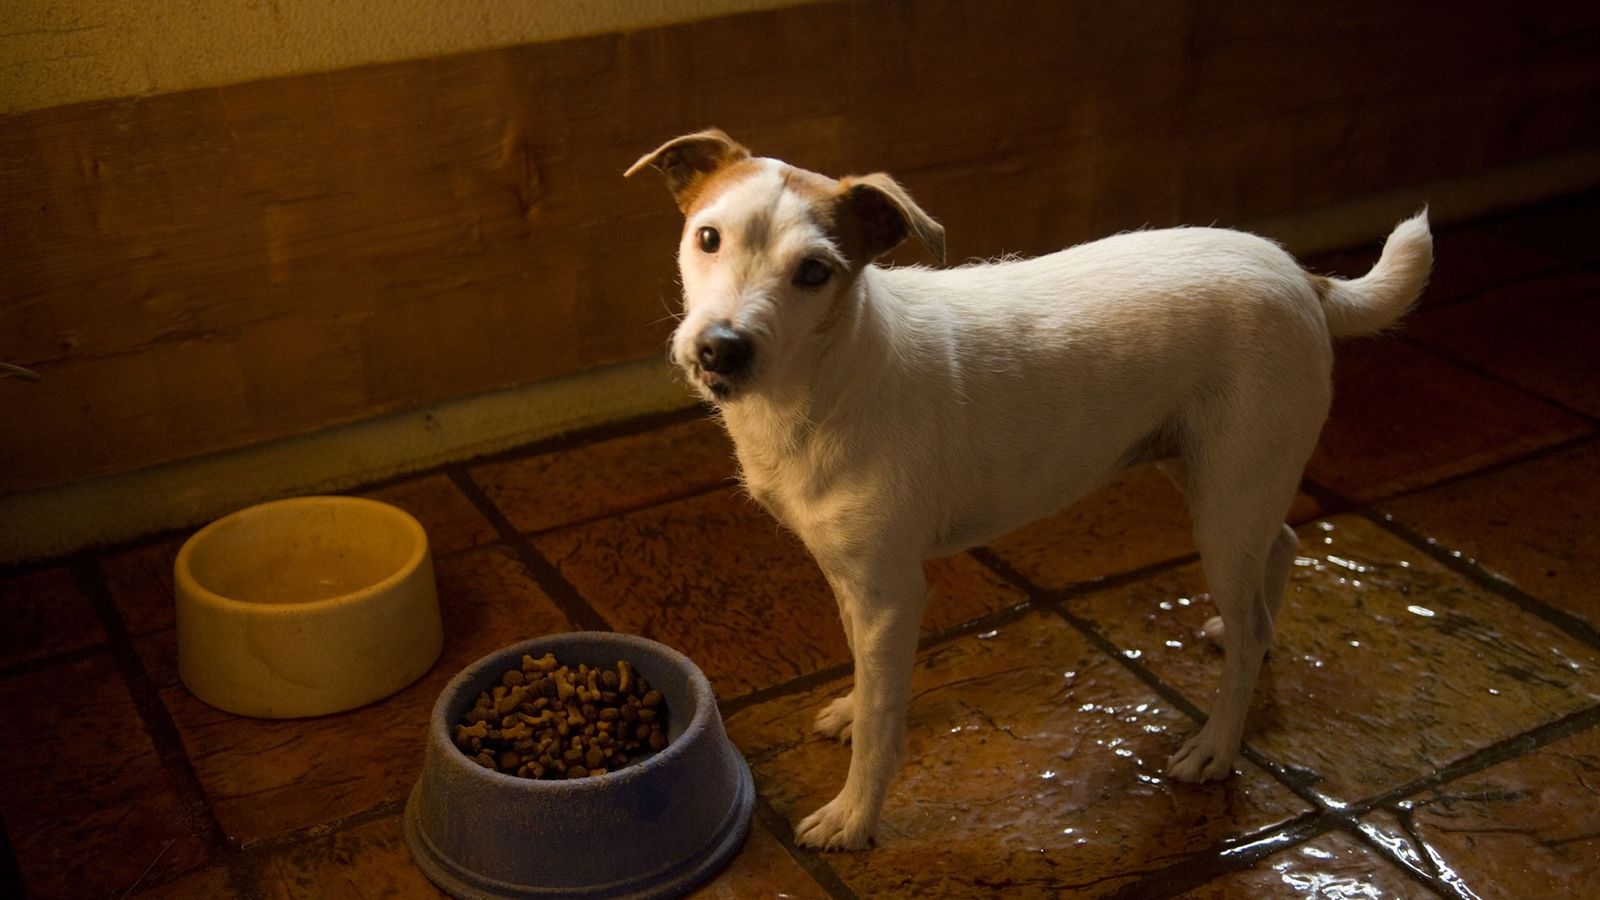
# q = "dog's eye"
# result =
<box><xmin>794</xmin><ymin>258</ymin><xmax>832</xmax><ymax>289</ymax></box>
<box><xmin>696</xmin><ymin>227</ymin><xmax>720</xmax><ymax>254</ymax></box>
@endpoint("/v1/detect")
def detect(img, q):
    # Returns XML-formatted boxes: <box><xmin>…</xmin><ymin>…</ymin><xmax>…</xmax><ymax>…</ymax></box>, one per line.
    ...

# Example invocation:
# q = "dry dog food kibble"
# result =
<box><xmin>452</xmin><ymin>652</ymin><xmax>669</xmax><ymax>780</ymax></box>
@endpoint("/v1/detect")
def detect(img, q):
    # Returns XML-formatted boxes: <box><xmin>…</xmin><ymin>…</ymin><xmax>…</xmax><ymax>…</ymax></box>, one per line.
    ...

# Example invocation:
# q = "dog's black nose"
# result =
<box><xmin>696</xmin><ymin>323</ymin><xmax>752</xmax><ymax>377</ymax></box>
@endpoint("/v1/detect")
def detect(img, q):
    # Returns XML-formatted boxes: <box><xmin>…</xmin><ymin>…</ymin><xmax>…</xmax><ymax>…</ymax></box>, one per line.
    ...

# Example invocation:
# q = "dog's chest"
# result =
<box><xmin>738</xmin><ymin>450</ymin><xmax>810</xmax><ymax>530</ymax></box>
<box><xmin>732</xmin><ymin>437</ymin><xmax>858</xmax><ymax>549</ymax></box>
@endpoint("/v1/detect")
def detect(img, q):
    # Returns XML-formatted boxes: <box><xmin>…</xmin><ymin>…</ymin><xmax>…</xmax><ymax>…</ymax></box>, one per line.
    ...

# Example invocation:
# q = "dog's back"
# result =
<box><xmin>877</xmin><ymin>214</ymin><xmax>1428</xmax><ymax>346</ymax></box>
<box><xmin>861</xmin><ymin>215</ymin><xmax>1431</xmax><ymax>549</ymax></box>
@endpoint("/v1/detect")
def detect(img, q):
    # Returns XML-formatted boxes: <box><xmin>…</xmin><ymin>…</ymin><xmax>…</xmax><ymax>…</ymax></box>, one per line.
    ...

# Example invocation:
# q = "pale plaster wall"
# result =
<box><xmin>0</xmin><ymin>0</ymin><xmax>816</xmax><ymax>114</ymax></box>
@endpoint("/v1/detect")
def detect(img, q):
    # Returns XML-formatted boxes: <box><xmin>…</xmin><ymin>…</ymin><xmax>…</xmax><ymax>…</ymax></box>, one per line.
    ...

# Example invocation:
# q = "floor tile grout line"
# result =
<box><xmin>1212</xmin><ymin>703</ymin><xmax>1600</xmax><ymax>900</ymax></box>
<box><xmin>221</xmin><ymin>860</ymin><xmax>268</xmax><ymax>900</ymax></box>
<box><xmin>718</xmin><ymin>661</ymin><xmax>855</xmax><ymax>720</ymax></box>
<box><xmin>1348</xmin><ymin>430</ymin><xmax>1598</xmax><ymax>511</ymax></box>
<box><xmin>1298</xmin><ymin>429</ymin><xmax>1598</xmax><ymax>520</ymax></box>
<box><xmin>197</xmin><ymin>802</ymin><xmax>407</xmax><ymax>900</ymax></box>
<box><xmin>234</xmin><ymin>799</ymin><xmax>408</xmax><ymax>862</ymax></box>
<box><xmin>752</xmin><ymin>797</ymin><xmax>860</xmax><ymax>900</ymax></box>
<box><xmin>1357</xmin><ymin>702</ymin><xmax>1600</xmax><ymax>814</ymax></box>
<box><xmin>969</xmin><ymin>546</ymin><xmax>1202</xmax><ymax>609</ymax></box>
<box><xmin>1333</xmin><ymin>815</ymin><xmax>1470</xmax><ymax>900</ymax></box>
<box><xmin>962</xmin><ymin>546</ymin><xmax>1217</xmax><ymax>722</ymax></box>
<box><xmin>718</xmin><ymin>548</ymin><xmax>1205</xmax><ymax>719</ymax></box>
<box><xmin>913</xmin><ymin>594</ymin><xmax>1043</xmax><ymax>649</ymax></box>
<box><xmin>718</xmin><ymin>606</ymin><xmax>1020</xmax><ymax>717</ymax></box>
<box><xmin>414</xmin><ymin>467</ymin><xmax>736</xmax><ymax>567</ymax></box>
<box><xmin>68</xmin><ymin>555</ymin><xmax>233</xmax><ymax>859</ymax></box>
<box><xmin>447</xmin><ymin>467</ymin><xmax>614</xmax><ymax>633</ymax></box>
<box><xmin>1296</xmin><ymin>473</ymin><xmax>1359</xmax><ymax>514</ymax></box>
<box><xmin>968</xmin><ymin>551</ymin><xmax>1214</xmax><ymax>701</ymax></box>
<box><xmin>1398</xmin><ymin>331</ymin><xmax>1600</xmax><ymax>428</ymax></box>
<box><xmin>1329</xmin><ymin>702</ymin><xmax>1600</xmax><ymax>900</ymax></box>
<box><xmin>1048</xmin><ymin>603</ymin><xmax>1207</xmax><ymax>719</ymax></box>
<box><xmin>1119</xmin><ymin>692</ymin><xmax>1600</xmax><ymax>898</ymax></box>
<box><xmin>132</xmin><ymin>797</ymin><xmax>416</xmax><ymax>897</ymax></box>
<box><xmin>0</xmin><ymin>640</ymin><xmax>114</xmax><ymax>682</ymax></box>
<box><xmin>1360</xmin><ymin>507</ymin><xmax>1600</xmax><ymax>653</ymax></box>
<box><xmin>1104</xmin><ymin>810</ymin><xmax>1335</xmax><ymax>899</ymax></box>
<box><xmin>513</xmin><ymin>477</ymin><xmax>741</xmax><ymax>543</ymax></box>
<box><xmin>1303</xmin><ymin>461</ymin><xmax>1600</xmax><ymax>654</ymax></box>
<box><xmin>718</xmin><ymin>594</ymin><xmax>1047</xmax><ymax>719</ymax></box>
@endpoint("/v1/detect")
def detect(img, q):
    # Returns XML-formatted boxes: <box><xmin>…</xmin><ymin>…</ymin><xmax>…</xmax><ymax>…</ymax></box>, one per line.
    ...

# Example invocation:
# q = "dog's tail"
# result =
<box><xmin>1311</xmin><ymin>210</ymin><xmax>1433</xmax><ymax>338</ymax></box>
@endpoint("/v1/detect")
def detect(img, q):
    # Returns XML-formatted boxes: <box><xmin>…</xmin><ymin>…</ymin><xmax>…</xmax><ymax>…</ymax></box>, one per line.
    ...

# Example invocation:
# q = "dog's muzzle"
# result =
<box><xmin>690</xmin><ymin>322</ymin><xmax>753</xmax><ymax>399</ymax></box>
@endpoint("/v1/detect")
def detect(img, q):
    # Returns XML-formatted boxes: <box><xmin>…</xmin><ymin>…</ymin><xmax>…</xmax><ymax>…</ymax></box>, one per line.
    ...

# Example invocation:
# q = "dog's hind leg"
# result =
<box><xmin>1165</xmin><ymin>453</ymin><xmax>1303</xmax><ymax>783</ymax></box>
<box><xmin>795</xmin><ymin>560</ymin><xmax>927</xmax><ymax>850</ymax></box>
<box><xmin>1159</xmin><ymin>459</ymin><xmax>1299</xmax><ymax>649</ymax></box>
<box><xmin>1196</xmin><ymin>523</ymin><xmax>1299</xmax><ymax>647</ymax></box>
<box><xmin>1260</xmin><ymin>524</ymin><xmax>1298</xmax><ymax>620</ymax></box>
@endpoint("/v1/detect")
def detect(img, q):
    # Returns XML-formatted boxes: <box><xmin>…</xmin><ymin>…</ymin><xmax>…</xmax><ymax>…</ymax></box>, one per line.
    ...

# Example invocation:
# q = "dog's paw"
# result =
<box><xmin>813</xmin><ymin>693</ymin><xmax>854</xmax><ymax>742</ymax></box>
<box><xmin>1165</xmin><ymin>726</ymin><xmax>1238</xmax><ymax>783</ymax></box>
<box><xmin>793</xmin><ymin>797</ymin><xmax>873</xmax><ymax>851</ymax></box>
<box><xmin>1199</xmin><ymin>615</ymin><xmax>1225</xmax><ymax>647</ymax></box>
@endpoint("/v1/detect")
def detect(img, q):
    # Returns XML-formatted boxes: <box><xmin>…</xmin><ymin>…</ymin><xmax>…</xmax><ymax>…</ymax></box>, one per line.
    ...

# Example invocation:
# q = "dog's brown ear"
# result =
<box><xmin>836</xmin><ymin>173</ymin><xmax>946</xmax><ymax>265</ymax></box>
<box><xmin>624</xmin><ymin>129</ymin><xmax>752</xmax><ymax>213</ymax></box>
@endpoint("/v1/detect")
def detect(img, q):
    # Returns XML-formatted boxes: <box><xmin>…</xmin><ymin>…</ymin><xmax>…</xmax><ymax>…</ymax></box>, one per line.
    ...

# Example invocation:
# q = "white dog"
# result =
<box><xmin>627</xmin><ymin>130</ymin><xmax>1431</xmax><ymax>850</ymax></box>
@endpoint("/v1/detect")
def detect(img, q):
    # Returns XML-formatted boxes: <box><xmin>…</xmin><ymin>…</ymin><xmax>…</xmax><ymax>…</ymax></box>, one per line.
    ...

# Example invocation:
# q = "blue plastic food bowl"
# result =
<box><xmin>404</xmin><ymin>632</ymin><xmax>754</xmax><ymax>899</ymax></box>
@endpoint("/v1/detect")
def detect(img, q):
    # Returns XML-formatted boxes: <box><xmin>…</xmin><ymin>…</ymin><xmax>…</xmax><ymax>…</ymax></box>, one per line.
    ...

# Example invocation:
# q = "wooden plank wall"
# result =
<box><xmin>2</xmin><ymin>0</ymin><xmax>1597</xmax><ymax>494</ymax></box>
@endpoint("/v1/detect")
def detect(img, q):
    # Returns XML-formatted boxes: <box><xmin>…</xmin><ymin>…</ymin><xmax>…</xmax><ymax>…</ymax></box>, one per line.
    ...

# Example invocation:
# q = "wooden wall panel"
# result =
<box><xmin>2</xmin><ymin>0</ymin><xmax>1598</xmax><ymax>493</ymax></box>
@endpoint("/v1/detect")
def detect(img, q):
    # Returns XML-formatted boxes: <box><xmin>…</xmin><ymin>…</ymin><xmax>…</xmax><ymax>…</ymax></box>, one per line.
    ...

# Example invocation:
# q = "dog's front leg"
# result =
<box><xmin>813</xmin><ymin>599</ymin><xmax>857</xmax><ymax>742</ymax></box>
<box><xmin>795</xmin><ymin>560</ymin><xmax>927</xmax><ymax>850</ymax></box>
<box><xmin>814</xmin><ymin>572</ymin><xmax>858</xmax><ymax>742</ymax></box>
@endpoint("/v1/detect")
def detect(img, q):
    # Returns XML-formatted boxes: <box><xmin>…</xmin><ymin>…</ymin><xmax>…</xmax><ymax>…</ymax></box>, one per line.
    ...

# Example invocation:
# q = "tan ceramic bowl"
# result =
<box><xmin>175</xmin><ymin>496</ymin><xmax>443</xmax><ymax>718</ymax></box>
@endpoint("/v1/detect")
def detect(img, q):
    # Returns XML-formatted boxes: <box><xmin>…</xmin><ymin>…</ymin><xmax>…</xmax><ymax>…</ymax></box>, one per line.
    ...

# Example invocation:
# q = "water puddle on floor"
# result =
<box><xmin>1290</xmin><ymin>519</ymin><xmax>1590</xmax><ymax>690</ymax></box>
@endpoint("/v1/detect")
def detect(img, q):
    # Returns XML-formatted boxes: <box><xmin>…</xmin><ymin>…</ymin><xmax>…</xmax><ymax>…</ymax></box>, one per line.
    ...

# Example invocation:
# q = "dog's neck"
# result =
<box><xmin>718</xmin><ymin>266</ymin><xmax>900</xmax><ymax>468</ymax></box>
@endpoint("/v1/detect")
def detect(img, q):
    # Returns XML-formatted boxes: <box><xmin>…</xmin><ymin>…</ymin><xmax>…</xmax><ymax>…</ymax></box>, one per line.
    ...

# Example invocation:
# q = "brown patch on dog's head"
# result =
<box><xmin>624</xmin><ymin>129</ymin><xmax>753</xmax><ymax>213</ymax></box>
<box><xmin>772</xmin><ymin>166</ymin><xmax>946</xmax><ymax>269</ymax></box>
<box><xmin>681</xmin><ymin>157</ymin><xmax>770</xmax><ymax>220</ymax></box>
<box><xmin>628</xmin><ymin>130</ymin><xmax>946</xmax><ymax>267</ymax></box>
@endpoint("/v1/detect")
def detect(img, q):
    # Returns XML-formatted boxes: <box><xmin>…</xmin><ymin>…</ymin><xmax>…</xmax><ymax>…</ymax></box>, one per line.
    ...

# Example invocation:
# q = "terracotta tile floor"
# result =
<box><xmin>3</xmin><ymin>191</ymin><xmax>1599</xmax><ymax>898</ymax></box>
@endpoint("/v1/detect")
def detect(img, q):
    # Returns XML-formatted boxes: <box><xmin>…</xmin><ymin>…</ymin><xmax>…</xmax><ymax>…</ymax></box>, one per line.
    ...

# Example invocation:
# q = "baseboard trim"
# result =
<box><xmin>5</xmin><ymin>149</ymin><xmax>1599</xmax><ymax>567</ymax></box>
<box><xmin>0</xmin><ymin>356</ymin><xmax>694</xmax><ymax>565</ymax></box>
<box><xmin>1247</xmin><ymin>148</ymin><xmax>1600</xmax><ymax>256</ymax></box>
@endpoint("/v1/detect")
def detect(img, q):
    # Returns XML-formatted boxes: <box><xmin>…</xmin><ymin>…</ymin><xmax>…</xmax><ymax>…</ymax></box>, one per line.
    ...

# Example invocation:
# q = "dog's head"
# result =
<box><xmin>626</xmin><ymin>129</ymin><xmax>944</xmax><ymax>403</ymax></box>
